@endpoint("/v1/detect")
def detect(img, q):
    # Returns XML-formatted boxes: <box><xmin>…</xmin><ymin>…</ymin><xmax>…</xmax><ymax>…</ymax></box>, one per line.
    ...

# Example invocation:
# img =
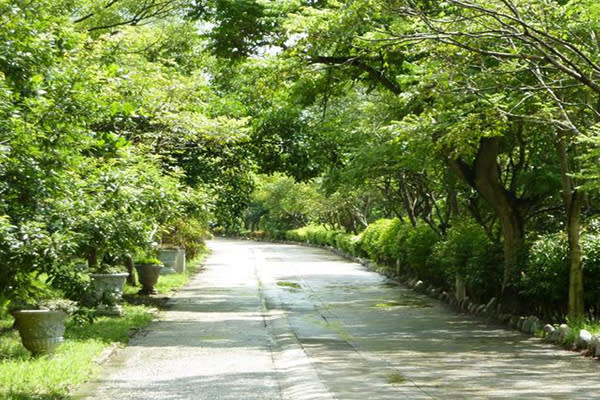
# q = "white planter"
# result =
<box><xmin>176</xmin><ymin>248</ymin><xmax>186</xmax><ymax>273</ymax></box>
<box><xmin>11</xmin><ymin>310</ymin><xmax>67</xmax><ymax>355</ymax></box>
<box><xmin>158</xmin><ymin>248</ymin><xmax>178</xmax><ymax>275</ymax></box>
<box><xmin>90</xmin><ymin>273</ymin><xmax>129</xmax><ymax>303</ymax></box>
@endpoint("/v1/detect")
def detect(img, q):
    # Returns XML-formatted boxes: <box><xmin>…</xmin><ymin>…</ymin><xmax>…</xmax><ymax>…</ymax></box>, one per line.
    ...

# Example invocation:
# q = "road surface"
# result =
<box><xmin>77</xmin><ymin>238</ymin><xmax>600</xmax><ymax>399</ymax></box>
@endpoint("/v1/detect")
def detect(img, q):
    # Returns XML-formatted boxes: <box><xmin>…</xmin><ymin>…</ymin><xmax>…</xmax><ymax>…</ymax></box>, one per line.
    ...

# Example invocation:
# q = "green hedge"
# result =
<box><xmin>583</xmin><ymin>233</ymin><xmax>600</xmax><ymax>313</ymax></box>
<box><xmin>405</xmin><ymin>224</ymin><xmax>443</xmax><ymax>286</ymax></box>
<box><xmin>432</xmin><ymin>220</ymin><xmax>502</xmax><ymax>301</ymax></box>
<box><xmin>521</xmin><ymin>232</ymin><xmax>600</xmax><ymax>317</ymax></box>
<box><xmin>285</xmin><ymin>219</ymin><xmax>500</xmax><ymax>302</ymax></box>
<box><xmin>286</xmin><ymin>225</ymin><xmax>358</xmax><ymax>251</ymax></box>
<box><xmin>358</xmin><ymin>219</ymin><xmax>396</xmax><ymax>261</ymax></box>
<box><xmin>281</xmin><ymin>219</ymin><xmax>600</xmax><ymax>317</ymax></box>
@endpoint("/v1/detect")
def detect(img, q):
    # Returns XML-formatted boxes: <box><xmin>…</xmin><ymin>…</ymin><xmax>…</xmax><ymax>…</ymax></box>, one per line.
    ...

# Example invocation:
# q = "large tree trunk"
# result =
<box><xmin>497</xmin><ymin>210</ymin><xmax>524</xmax><ymax>289</ymax></box>
<box><xmin>448</xmin><ymin>138</ymin><xmax>525</xmax><ymax>291</ymax></box>
<box><xmin>556</xmin><ymin>139</ymin><xmax>585</xmax><ymax>322</ymax></box>
<box><xmin>566</xmin><ymin>195</ymin><xmax>584</xmax><ymax>322</ymax></box>
<box><xmin>87</xmin><ymin>246</ymin><xmax>98</xmax><ymax>269</ymax></box>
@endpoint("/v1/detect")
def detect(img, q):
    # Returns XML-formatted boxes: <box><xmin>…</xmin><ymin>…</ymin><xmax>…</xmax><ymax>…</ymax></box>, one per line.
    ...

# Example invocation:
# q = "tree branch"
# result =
<box><xmin>309</xmin><ymin>55</ymin><xmax>402</xmax><ymax>95</ymax></box>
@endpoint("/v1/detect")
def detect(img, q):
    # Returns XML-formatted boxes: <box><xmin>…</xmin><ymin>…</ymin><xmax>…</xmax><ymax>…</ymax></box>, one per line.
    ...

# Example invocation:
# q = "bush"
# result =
<box><xmin>433</xmin><ymin>220</ymin><xmax>502</xmax><ymax>301</ymax></box>
<box><xmin>582</xmin><ymin>233</ymin><xmax>600</xmax><ymax>315</ymax></box>
<box><xmin>377</xmin><ymin>219</ymin><xmax>410</xmax><ymax>265</ymax></box>
<box><xmin>285</xmin><ymin>228</ymin><xmax>304</xmax><ymax>242</ymax></box>
<box><xmin>404</xmin><ymin>224</ymin><xmax>442</xmax><ymax>284</ymax></box>
<box><xmin>519</xmin><ymin>231</ymin><xmax>600</xmax><ymax>319</ymax></box>
<box><xmin>306</xmin><ymin>226</ymin><xmax>329</xmax><ymax>245</ymax></box>
<box><xmin>521</xmin><ymin>232</ymin><xmax>569</xmax><ymax>317</ymax></box>
<box><xmin>285</xmin><ymin>225</ymin><xmax>359</xmax><ymax>255</ymax></box>
<box><xmin>335</xmin><ymin>233</ymin><xmax>361</xmax><ymax>256</ymax></box>
<box><xmin>161</xmin><ymin>218</ymin><xmax>210</xmax><ymax>259</ymax></box>
<box><xmin>358</xmin><ymin>219</ymin><xmax>394</xmax><ymax>261</ymax></box>
<box><xmin>267</xmin><ymin>230</ymin><xmax>287</xmax><ymax>240</ymax></box>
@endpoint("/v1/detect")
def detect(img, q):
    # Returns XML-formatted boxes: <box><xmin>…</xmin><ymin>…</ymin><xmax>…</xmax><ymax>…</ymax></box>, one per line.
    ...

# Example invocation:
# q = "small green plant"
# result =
<box><xmin>134</xmin><ymin>256</ymin><xmax>163</xmax><ymax>265</ymax></box>
<box><xmin>94</xmin><ymin>263</ymin><xmax>127</xmax><ymax>274</ymax></box>
<box><xmin>8</xmin><ymin>298</ymin><xmax>78</xmax><ymax>315</ymax></box>
<box><xmin>124</xmin><ymin>253</ymin><xmax>206</xmax><ymax>296</ymax></box>
<box><xmin>277</xmin><ymin>281</ymin><xmax>301</xmax><ymax>289</ymax></box>
<box><xmin>387</xmin><ymin>373</ymin><xmax>407</xmax><ymax>384</ymax></box>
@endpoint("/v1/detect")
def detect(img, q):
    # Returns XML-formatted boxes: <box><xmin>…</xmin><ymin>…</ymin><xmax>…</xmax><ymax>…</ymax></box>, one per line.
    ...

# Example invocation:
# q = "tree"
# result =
<box><xmin>385</xmin><ymin>0</ymin><xmax>600</xmax><ymax>321</ymax></box>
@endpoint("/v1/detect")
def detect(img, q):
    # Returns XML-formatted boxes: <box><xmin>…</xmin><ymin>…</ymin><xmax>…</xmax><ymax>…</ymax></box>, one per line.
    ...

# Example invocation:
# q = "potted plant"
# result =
<box><xmin>88</xmin><ymin>257</ymin><xmax>129</xmax><ymax>316</ymax></box>
<box><xmin>10</xmin><ymin>298</ymin><xmax>76</xmax><ymax>355</ymax></box>
<box><xmin>88</xmin><ymin>255</ymin><xmax>129</xmax><ymax>305</ymax></box>
<box><xmin>134</xmin><ymin>256</ymin><xmax>163</xmax><ymax>295</ymax></box>
<box><xmin>157</xmin><ymin>246</ymin><xmax>178</xmax><ymax>275</ymax></box>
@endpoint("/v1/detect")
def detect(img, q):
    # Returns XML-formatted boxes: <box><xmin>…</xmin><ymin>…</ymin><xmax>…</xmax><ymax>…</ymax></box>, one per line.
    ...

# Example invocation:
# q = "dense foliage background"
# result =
<box><xmin>1</xmin><ymin>0</ymin><xmax>599</xmax><ymax>322</ymax></box>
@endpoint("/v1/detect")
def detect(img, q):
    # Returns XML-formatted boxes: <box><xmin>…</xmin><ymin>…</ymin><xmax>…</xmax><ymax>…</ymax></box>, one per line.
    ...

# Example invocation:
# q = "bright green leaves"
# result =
<box><xmin>0</xmin><ymin>2</ymin><xmax>230</xmax><ymax>301</ymax></box>
<box><xmin>0</xmin><ymin>0</ymin><xmax>82</xmax><ymax>88</ymax></box>
<box><xmin>189</xmin><ymin>0</ymin><xmax>298</xmax><ymax>59</ymax></box>
<box><xmin>575</xmin><ymin>124</ymin><xmax>600</xmax><ymax>188</ymax></box>
<box><xmin>249</xmin><ymin>173</ymin><xmax>322</xmax><ymax>231</ymax></box>
<box><xmin>71</xmin><ymin>148</ymin><xmax>184</xmax><ymax>269</ymax></box>
<box><xmin>437</xmin><ymin>103</ymin><xmax>508</xmax><ymax>159</ymax></box>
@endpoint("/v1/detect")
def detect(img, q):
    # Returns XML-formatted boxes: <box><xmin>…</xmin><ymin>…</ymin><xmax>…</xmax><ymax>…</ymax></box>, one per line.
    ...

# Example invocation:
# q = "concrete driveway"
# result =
<box><xmin>77</xmin><ymin>238</ymin><xmax>600</xmax><ymax>399</ymax></box>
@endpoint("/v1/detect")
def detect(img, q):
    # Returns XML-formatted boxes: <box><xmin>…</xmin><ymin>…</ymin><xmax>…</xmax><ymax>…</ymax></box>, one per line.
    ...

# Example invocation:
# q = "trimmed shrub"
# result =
<box><xmin>358</xmin><ymin>219</ymin><xmax>394</xmax><ymax>261</ymax></box>
<box><xmin>285</xmin><ymin>225</ymin><xmax>353</xmax><ymax>251</ymax></box>
<box><xmin>521</xmin><ymin>232</ymin><xmax>568</xmax><ymax>317</ymax></box>
<box><xmin>285</xmin><ymin>228</ymin><xmax>304</xmax><ymax>242</ymax></box>
<box><xmin>306</xmin><ymin>226</ymin><xmax>330</xmax><ymax>246</ymax></box>
<box><xmin>522</xmin><ymin>231</ymin><xmax>600</xmax><ymax>318</ymax></box>
<box><xmin>582</xmin><ymin>233</ymin><xmax>600</xmax><ymax>315</ymax></box>
<box><xmin>433</xmin><ymin>220</ymin><xmax>502</xmax><ymax>301</ymax></box>
<box><xmin>377</xmin><ymin>219</ymin><xmax>411</xmax><ymax>265</ymax></box>
<box><xmin>405</xmin><ymin>224</ymin><xmax>443</xmax><ymax>285</ymax></box>
<box><xmin>335</xmin><ymin>233</ymin><xmax>361</xmax><ymax>256</ymax></box>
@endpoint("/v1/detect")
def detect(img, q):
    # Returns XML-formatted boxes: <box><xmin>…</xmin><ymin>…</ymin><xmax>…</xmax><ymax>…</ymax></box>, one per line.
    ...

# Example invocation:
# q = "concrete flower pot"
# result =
<box><xmin>158</xmin><ymin>248</ymin><xmax>178</xmax><ymax>275</ymax></box>
<box><xmin>176</xmin><ymin>248</ymin><xmax>186</xmax><ymax>273</ymax></box>
<box><xmin>90</xmin><ymin>273</ymin><xmax>129</xmax><ymax>316</ymax></box>
<box><xmin>90</xmin><ymin>273</ymin><xmax>129</xmax><ymax>302</ymax></box>
<box><xmin>135</xmin><ymin>264</ymin><xmax>162</xmax><ymax>294</ymax></box>
<box><xmin>11</xmin><ymin>310</ymin><xmax>67</xmax><ymax>355</ymax></box>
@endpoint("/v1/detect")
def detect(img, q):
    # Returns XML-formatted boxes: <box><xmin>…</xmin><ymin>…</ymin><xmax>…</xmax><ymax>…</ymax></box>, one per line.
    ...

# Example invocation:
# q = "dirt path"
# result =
<box><xmin>77</xmin><ymin>239</ymin><xmax>600</xmax><ymax>399</ymax></box>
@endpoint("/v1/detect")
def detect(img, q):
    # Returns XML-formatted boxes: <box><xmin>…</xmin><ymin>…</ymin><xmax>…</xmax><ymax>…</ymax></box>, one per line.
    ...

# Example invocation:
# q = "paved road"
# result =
<box><xmin>77</xmin><ymin>239</ymin><xmax>600</xmax><ymax>399</ymax></box>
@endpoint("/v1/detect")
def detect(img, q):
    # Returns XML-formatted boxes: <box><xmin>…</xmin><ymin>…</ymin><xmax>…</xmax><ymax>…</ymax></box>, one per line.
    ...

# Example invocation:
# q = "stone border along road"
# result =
<box><xmin>76</xmin><ymin>238</ymin><xmax>600</xmax><ymax>400</ymax></box>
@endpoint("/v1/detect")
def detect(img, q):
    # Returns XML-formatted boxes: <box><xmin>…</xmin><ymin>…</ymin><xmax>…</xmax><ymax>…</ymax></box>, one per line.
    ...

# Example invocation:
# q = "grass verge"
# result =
<box><xmin>560</xmin><ymin>320</ymin><xmax>600</xmax><ymax>348</ymax></box>
<box><xmin>584</xmin><ymin>322</ymin><xmax>600</xmax><ymax>336</ymax></box>
<box><xmin>0</xmin><ymin>305</ymin><xmax>152</xmax><ymax>400</ymax></box>
<box><xmin>0</xmin><ymin>252</ymin><xmax>208</xmax><ymax>399</ymax></box>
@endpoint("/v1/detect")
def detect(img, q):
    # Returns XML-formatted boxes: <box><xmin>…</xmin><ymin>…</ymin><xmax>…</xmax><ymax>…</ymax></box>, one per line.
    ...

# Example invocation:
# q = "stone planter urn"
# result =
<box><xmin>176</xmin><ymin>248</ymin><xmax>186</xmax><ymax>273</ymax></box>
<box><xmin>158</xmin><ymin>248</ymin><xmax>178</xmax><ymax>275</ymax></box>
<box><xmin>11</xmin><ymin>310</ymin><xmax>67</xmax><ymax>355</ymax></box>
<box><xmin>90</xmin><ymin>273</ymin><xmax>129</xmax><ymax>316</ymax></box>
<box><xmin>90</xmin><ymin>273</ymin><xmax>129</xmax><ymax>302</ymax></box>
<box><xmin>135</xmin><ymin>263</ymin><xmax>162</xmax><ymax>294</ymax></box>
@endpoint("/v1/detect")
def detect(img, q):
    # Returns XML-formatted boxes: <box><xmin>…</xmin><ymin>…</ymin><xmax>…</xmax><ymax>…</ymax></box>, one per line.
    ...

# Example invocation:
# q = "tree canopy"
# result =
<box><xmin>1</xmin><ymin>0</ymin><xmax>599</xmax><ymax>322</ymax></box>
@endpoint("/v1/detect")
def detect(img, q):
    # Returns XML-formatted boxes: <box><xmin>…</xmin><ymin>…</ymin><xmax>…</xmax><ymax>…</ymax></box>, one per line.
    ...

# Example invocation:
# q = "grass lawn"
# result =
<box><xmin>0</xmin><ymin>305</ymin><xmax>152</xmax><ymax>400</ymax></box>
<box><xmin>0</xmin><ymin>253</ymin><xmax>207</xmax><ymax>399</ymax></box>
<box><xmin>582</xmin><ymin>321</ymin><xmax>600</xmax><ymax>337</ymax></box>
